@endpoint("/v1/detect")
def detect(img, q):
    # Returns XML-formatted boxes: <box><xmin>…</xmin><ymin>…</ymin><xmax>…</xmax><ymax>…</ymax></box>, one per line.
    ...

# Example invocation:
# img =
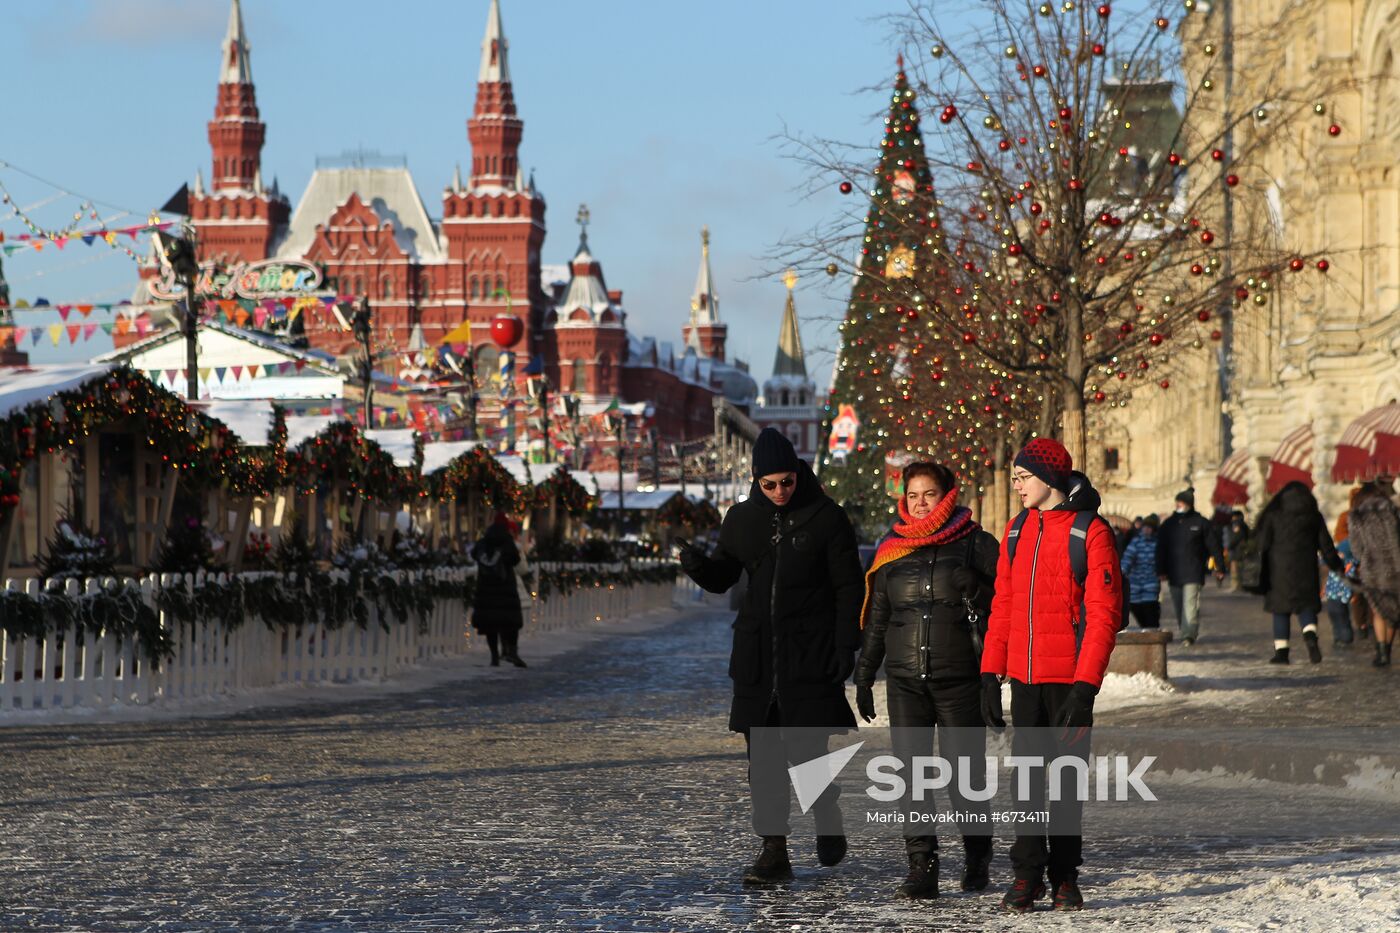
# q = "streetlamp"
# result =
<box><xmin>350</xmin><ymin>298</ymin><xmax>374</xmax><ymax>429</ymax></box>
<box><xmin>152</xmin><ymin>225</ymin><xmax>201</xmax><ymax>400</ymax></box>
<box><xmin>604</xmin><ymin>410</ymin><xmax>626</xmax><ymax>535</ymax></box>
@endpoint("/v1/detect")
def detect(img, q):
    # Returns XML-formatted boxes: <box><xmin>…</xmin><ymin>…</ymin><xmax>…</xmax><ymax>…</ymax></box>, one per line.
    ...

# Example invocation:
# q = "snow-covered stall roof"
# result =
<box><xmin>365</xmin><ymin>429</ymin><xmax>418</xmax><ymax>468</ymax></box>
<box><xmin>494</xmin><ymin>455</ymin><xmax>567</xmax><ymax>486</ymax></box>
<box><xmin>198</xmin><ymin>399</ymin><xmax>278</xmax><ymax>447</ymax></box>
<box><xmin>285</xmin><ymin>414</ymin><xmax>345</xmax><ymax>450</ymax></box>
<box><xmin>0</xmin><ymin>363</ymin><xmax>114</xmax><ymax>418</ymax></box>
<box><xmin>597</xmin><ymin>489</ymin><xmax>684</xmax><ymax>512</ymax></box>
<box><xmin>420</xmin><ymin>439</ymin><xmax>482</xmax><ymax>475</ymax></box>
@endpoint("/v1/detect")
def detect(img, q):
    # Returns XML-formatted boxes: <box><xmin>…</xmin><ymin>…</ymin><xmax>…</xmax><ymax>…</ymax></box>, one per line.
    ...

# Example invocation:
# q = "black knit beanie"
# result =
<box><xmin>751</xmin><ymin>427</ymin><xmax>801</xmax><ymax>478</ymax></box>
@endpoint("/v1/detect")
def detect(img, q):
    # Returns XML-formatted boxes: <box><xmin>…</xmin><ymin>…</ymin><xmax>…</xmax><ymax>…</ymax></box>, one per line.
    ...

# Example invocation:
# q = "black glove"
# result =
<box><xmin>980</xmin><ymin>673</ymin><xmax>1006</xmax><ymax>731</ymax></box>
<box><xmin>677</xmin><ymin>542</ymin><xmax>705</xmax><ymax>576</ymax></box>
<box><xmin>950</xmin><ymin>565</ymin><xmax>980</xmax><ymax>599</ymax></box>
<box><xmin>1055</xmin><ymin>681</ymin><xmax>1098</xmax><ymax>743</ymax></box>
<box><xmin>856</xmin><ymin>684</ymin><xmax>877</xmax><ymax>723</ymax></box>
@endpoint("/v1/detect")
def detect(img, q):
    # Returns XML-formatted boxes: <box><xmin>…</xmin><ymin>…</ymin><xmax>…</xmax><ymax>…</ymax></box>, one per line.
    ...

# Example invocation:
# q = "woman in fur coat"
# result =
<box><xmin>1345</xmin><ymin>484</ymin><xmax>1400</xmax><ymax>667</ymax></box>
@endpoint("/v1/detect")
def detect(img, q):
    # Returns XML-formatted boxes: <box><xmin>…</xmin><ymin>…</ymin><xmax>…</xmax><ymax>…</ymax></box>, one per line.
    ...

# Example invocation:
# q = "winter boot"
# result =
<box><xmin>501</xmin><ymin>634</ymin><xmax>527</xmax><ymax>668</ymax></box>
<box><xmin>896</xmin><ymin>852</ymin><xmax>939</xmax><ymax>899</ymax></box>
<box><xmin>815</xmin><ymin>835</ymin><xmax>847</xmax><ymax>867</ymax></box>
<box><xmin>961</xmin><ymin>839</ymin><xmax>993</xmax><ymax>892</ymax></box>
<box><xmin>1374</xmin><ymin>642</ymin><xmax>1393</xmax><ymax>668</ymax></box>
<box><xmin>1304</xmin><ymin>630</ymin><xmax>1323</xmax><ymax>664</ymax></box>
<box><xmin>743</xmin><ymin>835</ymin><xmax>793</xmax><ymax>885</ymax></box>
<box><xmin>1001</xmin><ymin>876</ymin><xmax>1046</xmax><ymax>912</ymax></box>
<box><xmin>1268</xmin><ymin>647</ymin><xmax>1290</xmax><ymax>665</ymax></box>
<box><xmin>1052</xmin><ymin>878</ymin><xmax>1085</xmax><ymax>911</ymax></box>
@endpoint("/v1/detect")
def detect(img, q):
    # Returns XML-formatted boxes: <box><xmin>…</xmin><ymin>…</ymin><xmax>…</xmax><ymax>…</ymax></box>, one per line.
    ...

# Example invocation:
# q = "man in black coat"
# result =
<box><xmin>1155</xmin><ymin>488</ymin><xmax>1224</xmax><ymax>645</ymax></box>
<box><xmin>679</xmin><ymin>428</ymin><xmax>864</xmax><ymax>885</ymax></box>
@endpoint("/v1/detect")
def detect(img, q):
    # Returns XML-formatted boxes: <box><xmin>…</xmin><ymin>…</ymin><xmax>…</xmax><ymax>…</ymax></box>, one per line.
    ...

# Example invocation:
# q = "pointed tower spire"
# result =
<box><xmin>452</xmin><ymin>163</ymin><xmax>463</xmax><ymax>192</ymax></box>
<box><xmin>467</xmin><ymin>0</ymin><xmax>523</xmax><ymax>188</ymax></box>
<box><xmin>193</xmin><ymin>168</ymin><xmax>206</xmax><ymax>197</ymax></box>
<box><xmin>690</xmin><ymin>226</ymin><xmax>719</xmax><ymax>325</ymax></box>
<box><xmin>220</xmin><ymin>0</ymin><xmax>253</xmax><ymax>84</ymax></box>
<box><xmin>772</xmin><ymin>269</ymin><xmax>809</xmax><ymax>380</ymax></box>
<box><xmin>478</xmin><ymin>0</ymin><xmax>511</xmax><ymax>83</ymax></box>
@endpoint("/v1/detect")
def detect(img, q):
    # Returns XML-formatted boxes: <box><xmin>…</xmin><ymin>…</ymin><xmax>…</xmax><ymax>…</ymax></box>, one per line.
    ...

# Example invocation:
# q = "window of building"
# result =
<box><xmin>470</xmin><ymin>277</ymin><xmax>479</xmax><ymax>300</ymax></box>
<box><xmin>1104</xmin><ymin>447</ymin><xmax>1120</xmax><ymax>472</ymax></box>
<box><xmin>495</xmin><ymin>275</ymin><xmax>506</xmax><ymax>296</ymax></box>
<box><xmin>381</xmin><ymin>275</ymin><xmax>393</xmax><ymax>300</ymax></box>
<box><xmin>572</xmin><ymin>359</ymin><xmax>588</xmax><ymax>393</ymax></box>
<box><xmin>419</xmin><ymin>274</ymin><xmax>431</xmax><ymax>300</ymax></box>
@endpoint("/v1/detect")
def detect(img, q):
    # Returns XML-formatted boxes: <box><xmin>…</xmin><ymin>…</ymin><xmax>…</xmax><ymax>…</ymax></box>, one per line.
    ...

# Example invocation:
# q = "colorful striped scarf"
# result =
<box><xmin>858</xmin><ymin>487</ymin><xmax>978</xmax><ymax>629</ymax></box>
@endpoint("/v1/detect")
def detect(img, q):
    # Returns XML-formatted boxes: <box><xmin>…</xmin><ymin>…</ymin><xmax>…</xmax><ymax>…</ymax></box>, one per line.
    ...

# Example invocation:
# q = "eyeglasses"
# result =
<box><xmin>1010</xmin><ymin>472</ymin><xmax>1036</xmax><ymax>485</ymax></box>
<box><xmin>759</xmin><ymin>476</ymin><xmax>797</xmax><ymax>492</ymax></box>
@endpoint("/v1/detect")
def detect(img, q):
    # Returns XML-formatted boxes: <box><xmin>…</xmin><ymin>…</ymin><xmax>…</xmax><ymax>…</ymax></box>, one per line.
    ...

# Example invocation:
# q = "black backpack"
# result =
<box><xmin>1005</xmin><ymin>509</ymin><xmax>1131</xmax><ymax>648</ymax></box>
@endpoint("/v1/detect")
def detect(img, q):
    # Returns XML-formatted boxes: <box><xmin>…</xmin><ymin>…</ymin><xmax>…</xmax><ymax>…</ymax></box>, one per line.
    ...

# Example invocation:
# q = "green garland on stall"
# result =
<box><xmin>532</xmin><ymin>468</ymin><xmax>596</xmax><ymax>518</ymax></box>
<box><xmin>0</xmin><ymin>581</ymin><xmax>172</xmax><ymax>666</ymax></box>
<box><xmin>429</xmin><ymin>446</ymin><xmax>525</xmax><ymax>514</ymax></box>
<box><xmin>531</xmin><ymin>562</ymin><xmax>678</xmax><ymax>603</ymax></box>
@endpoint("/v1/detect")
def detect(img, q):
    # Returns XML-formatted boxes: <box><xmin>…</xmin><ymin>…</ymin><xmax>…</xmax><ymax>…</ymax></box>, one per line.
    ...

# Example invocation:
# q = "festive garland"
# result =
<box><xmin>289</xmin><ymin>421</ymin><xmax>424</xmax><ymax>503</ymax></box>
<box><xmin>532</xmin><ymin>467</ymin><xmax>595</xmax><ymax>517</ymax></box>
<box><xmin>429</xmin><ymin>446</ymin><xmax>525</xmax><ymax>513</ymax></box>
<box><xmin>531</xmin><ymin>562</ymin><xmax>678</xmax><ymax>603</ymax></box>
<box><xmin>0</xmin><ymin>581</ymin><xmax>171</xmax><ymax>665</ymax></box>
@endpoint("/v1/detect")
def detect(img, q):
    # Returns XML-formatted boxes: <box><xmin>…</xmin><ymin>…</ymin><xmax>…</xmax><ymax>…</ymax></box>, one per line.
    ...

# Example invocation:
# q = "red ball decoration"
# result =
<box><xmin>1030</xmin><ymin>202</ymin><xmax>1043</xmax><ymax>215</ymax></box>
<box><xmin>1160</xmin><ymin>379</ymin><xmax>1171</xmax><ymax>389</ymax></box>
<box><xmin>1289</xmin><ymin>257</ymin><xmax>1305</xmax><ymax>271</ymax></box>
<box><xmin>1008</xmin><ymin>243</ymin><xmax>1023</xmax><ymax>256</ymax></box>
<box><xmin>1092</xmin><ymin>43</ymin><xmax>1105</xmax><ymax>56</ymax></box>
<box><xmin>1200</xmin><ymin>230</ymin><xmax>1215</xmax><ymax>244</ymax></box>
<box><xmin>1225</xmin><ymin>174</ymin><xmax>1240</xmax><ymax>187</ymax></box>
<box><xmin>1068</xmin><ymin>178</ymin><xmax>1085</xmax><ymax>191</ymax></box>
<box><xmin>1328</xmin><ymin>124</ymin><xmax>1342</xmax><ymax>137</ymax></box>
<box><xmin>1167</xmin><ymin>152</ymin><xmax>1182</xmax><ymax>166</ymax></box>
<box><xmin>1211</xmin><ymin>149</ymin><xmax>1225</xmax><ymax>161</ymax></box>
<box><xmin>1094</xmin><ymin>391</ymin><xmax>1107</xmax><ymax>402</ymax></box>
<box><xmin>1317</xmin><ymin>259</ymin><xmax>1330</xmax><ymax>272</ymax></box>
<box><xmin>962</xmin><ymin>332</ymin><xmax>977</xmax><ymax>344</ymax></box>
<box><xmin>1198</xmin><ymin>310</ymin><xmax>1212</xmax><ymax>322</ymax></box>
<box><xmin>1155</xmin><ymin>17</ymin><xmax>1169</xmax><ymax>29</ymax></box>
<box><xmin>490</xmin><ymin>314</ymin><xmax>524</xmax><ymax>349</ymax></box>
<box><xmin>839</xmin><ymin>181</ymin><xmax>853</xmax><ymax>194</ymax></box>
<box><xmin>1211</xmin><ymin>329</ymin><xmax>1223</xmax><ymax>341</ymax></box>
<box><xmin>1235</xmin><ymin>287</ymin><xmax>1250</xmax><ymax>301</ymax></box>
<box><xmin>1190</xmin><ymin>263</ymin><xmax>1203</xmax><ymax>275</ymax></box>
<box><xmin>1149</xmin><ymin>333</ymin><xmax>1164</xmax><ymax>346</ymax></box>
<box><xmin>1097</xmin><ymin>3</ymin><xmax>1111</xmax><ymax>16</ymax></box>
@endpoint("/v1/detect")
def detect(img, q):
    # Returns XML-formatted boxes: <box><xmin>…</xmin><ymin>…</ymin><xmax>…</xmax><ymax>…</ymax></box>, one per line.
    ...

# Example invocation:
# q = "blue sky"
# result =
<box><xmin>0</xmin><ymin>0</ymin><xmax>915</xmax><ymax>381</ymax></box>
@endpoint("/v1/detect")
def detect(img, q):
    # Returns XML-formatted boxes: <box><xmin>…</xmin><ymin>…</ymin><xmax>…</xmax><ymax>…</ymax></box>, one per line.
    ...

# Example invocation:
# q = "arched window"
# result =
<box><xmin>780</xmin><ymin>390</ymin><xmax>789</xmax><ymax>406</ymax></box>
<box><xmin>474</xmin><ymin>344</ymin><xmax>501</xmax><ymax>395</ymax></box>
<box><xmin>419</xmin><ymin>274</ymin><xmax>431</xmax><ymax>300</ymax></box>
<box><xmin>381</xmin><ymin>275</ymin><xmax>393</xmax><ymax>300</ymax></box>
<box><xmin>220</xmin><ymin>202</ymin><xmax>228</xmax><ymax>219</ymax></box>
<box><xmin>495</xmin><ymin>275</ymin><xmax>506</xmax><ymax>296</ymax></box>
<box><xmin>353</xmin><ymin>275</ymin><xmax>365</xmax><ymax>297</ymax></box>
<box><xmin>571</xmin><ymin>359</ymin><xmax>588</xmax><ymax>393</ymax></box>
<box><xmin>470</xmin><ymin>277</ymin><xmax>479</xmax><ymax>300</ymax></box>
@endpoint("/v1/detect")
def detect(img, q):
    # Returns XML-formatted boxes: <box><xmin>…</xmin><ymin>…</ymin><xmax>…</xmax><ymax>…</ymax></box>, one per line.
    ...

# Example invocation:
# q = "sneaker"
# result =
<box><xmin>1180</xmin><ymin>637</ymin><xmax>1196</xmax><ymax>647</ymax></box>
<box><xmin>896</xmin><ymin>852</ymin><xmax>938</xmax><ymax>899</ymax></box>
<box><xmin>815</xmin><ymin>835</ymin><xmax>847</xmax><ymax>867</ymax></box>
<box><xmin>1303</xmin><ymin>631</ymin><xmax>1323</xmax><ymax>664</ymax></box>
<box><xmin>743</xmin><ymin>835</ymin><xmax>794</xmax><ymax>885</ymax></box>
<box><xmin>1052</xmin><ymin>879</ymin><xmax>1085</xmax><ymax>910</ymax></box>
<box><xmin>1002</xmin><ymin>878</ymin><xmax>1046</xmax><ymax>912</ymax></box>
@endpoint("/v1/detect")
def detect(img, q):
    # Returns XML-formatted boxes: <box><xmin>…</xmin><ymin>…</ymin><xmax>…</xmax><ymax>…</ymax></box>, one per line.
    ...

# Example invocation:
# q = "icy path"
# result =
<box><xmin>0</xmin><ymin>603</ymin><xmax>1395</xmax><ymax>930</ymax></box>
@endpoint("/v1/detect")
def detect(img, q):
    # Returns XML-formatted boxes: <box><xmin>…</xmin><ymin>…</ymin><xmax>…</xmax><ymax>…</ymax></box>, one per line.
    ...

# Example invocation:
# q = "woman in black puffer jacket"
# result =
<box><xmin>1255</xmin><ymin>481</ymin><xmax>1344</xmax><ymax>664</ymax></box>
<box><xmin>855</xmin><ymin>462</ymin><xmax>999</xmax><ymax>900</ymax></box>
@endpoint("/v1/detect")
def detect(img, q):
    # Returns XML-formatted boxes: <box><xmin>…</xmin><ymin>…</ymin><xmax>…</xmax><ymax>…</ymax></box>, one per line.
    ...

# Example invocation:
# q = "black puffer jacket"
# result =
<box><xmin>1156</xmin><ymin>508</ymin><xmax>1223</xmax><ymax>586</ymax></box>
<box><xmin>1256</xmin><ymin>482</ymin><xmax>1343</xmax><ymax>615</ymax></box>
<box><xmin>471</xmin><ymin>523</ymin><xmax>523</xmax><ymax>634</ymax></box>
<box><xmin>855</xmin><ymin>530</ymin><xmax>999</xmax><ymax>686</ymax></box>
<box><xmin>683</xmin><ymin>462</ymin><xmax>863</xmax><ymax>733</ymax></box>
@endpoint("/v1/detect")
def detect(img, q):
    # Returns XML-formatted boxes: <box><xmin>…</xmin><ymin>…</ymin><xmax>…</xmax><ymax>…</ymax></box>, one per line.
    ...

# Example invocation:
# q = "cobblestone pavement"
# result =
<box><xmin>0</xmin><ymin>599</ymin><xmax>1397</xmax><ymax>931</ymax></box>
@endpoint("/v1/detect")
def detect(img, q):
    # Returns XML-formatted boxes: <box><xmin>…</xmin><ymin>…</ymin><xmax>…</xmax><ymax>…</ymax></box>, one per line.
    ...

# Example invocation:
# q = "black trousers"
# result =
<box><xmin>1008</xmin><ymin>680</ymin><xmax>1088</xmax><ymax>883</ymax></box>
<box><xmin>1129</xmin><ymin>601</ymin><xmax>1161</xmax><ymax>628</ymax></box>
<box><xmin>743</xmin><ymin>702</ymin><xmax>843</xmax><ymax>837</ymax></box>
<box><xmin>485</xmin><ymin>630</ymin><xmax>520</xmax><ymax>660</ymax></box>
<box><xmin>886</xmin><ymin>676</ymin><xmax>994</xmax><ymax>858</ymax></box>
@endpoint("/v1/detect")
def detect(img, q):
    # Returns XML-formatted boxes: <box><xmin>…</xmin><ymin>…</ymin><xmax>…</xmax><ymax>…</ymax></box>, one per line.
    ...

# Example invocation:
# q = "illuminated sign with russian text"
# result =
<box><xmin>148</xmin><ymin>259</ymin><xmax>324</xmax><ymax>301</ymax></box>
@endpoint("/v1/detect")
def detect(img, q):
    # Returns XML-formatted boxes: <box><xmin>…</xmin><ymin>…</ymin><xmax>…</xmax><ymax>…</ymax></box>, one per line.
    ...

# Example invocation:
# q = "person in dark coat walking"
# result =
<box><xmin>1120</xmin><ymin>514</ymin><xmax>1162</xmax><ymax>627</ymax></box>
<box><xmin>471</xmin><ymin>513</ymin><xmax>526</xmax><ymax>667</ymax></box>
<box><xmin>1345</xmin><ymin>484</ymin><xmax>1400</xmax><ymax>667</ymax></box>
<box><xmin>855</xmin><ymin>461</ymin><xmax>999</xmax><ymax>899</ymax></box>
<box><xmin>1155</xmin><ymin>488</ymin><xmax>1224</xmax><ymax>645</ymax></box>
<box><xmin>678</xmin><ymin>428</ymin><xmax>864</xmax><ymax>885</ymax></box>
<box><xmin>1255</xmin><ymin>482</ymin><xmax>1344</xmax><ymax>664</ymax></box>
<box><xmin>1221</xmin><ymin>510</ymin><xmax>1251</xmax><ymax>590</ymax></box>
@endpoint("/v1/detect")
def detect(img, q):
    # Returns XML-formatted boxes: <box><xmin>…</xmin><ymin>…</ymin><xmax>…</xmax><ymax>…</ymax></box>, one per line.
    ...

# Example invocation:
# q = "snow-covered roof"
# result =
<box><xmin>365</xmin><ymin>428</ymin><xmax>418</xmax><ymax>467</ymax></box>
<box><xmin>286</xmin><ymin>414</ymin><xmax>345</xmax><ymax>450</ymax></box>
<box><xmin>0</xmin><ymin>363</ymin><xmax>114</xmax><ymax>418</ymax></box>
<box><xmin>94</xmin><ymin>320</ymin><xmax>338</xmax><ymax>374</ymax></box>
<box><xmin>199</xmin><ymin>399</ymin><xmax>277</xmax><ymax>446</ymax></box>
<box><xmin>597</xmin><ymin>489</ymin><xmax>684</xmax><ymax>512</ymax></box>
<box><xmin>494</xmin><ymin>455</ymin><xmax>567</xmax><ymax>486</ymax></box>
<box><xmin>421</xmin><ymin>439</ymin><xmax>482</xmax><ymax>474</ymax></box>
<box><xmin>277</xmin><ymin>167</ymin><xmax>444</xmax><ymax>263</ymax></box>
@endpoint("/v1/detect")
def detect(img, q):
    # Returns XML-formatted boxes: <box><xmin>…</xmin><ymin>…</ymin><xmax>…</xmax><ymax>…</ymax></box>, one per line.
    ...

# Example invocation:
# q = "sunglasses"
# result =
<box><xmin>759</xmin><ymin>476</ymin><xmax>797</xmax><ymax>491</ymax></box>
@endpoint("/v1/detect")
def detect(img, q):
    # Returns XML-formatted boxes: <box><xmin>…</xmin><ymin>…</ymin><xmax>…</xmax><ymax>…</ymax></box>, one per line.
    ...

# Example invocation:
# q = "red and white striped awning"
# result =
<box><xmin>1332</xmin><ymin>403</ymin><xmax>1400</xmax><ymax>483</ymax></box>
<box><xmin>1267</xmin><ymin>424</ymin><xmax>1314</xmax><ymax>493</ymax></box>
<box><xmin>1212</xmin><ymin>449</ymin><xmax>1251</xmax><ymax>507</ymax></box>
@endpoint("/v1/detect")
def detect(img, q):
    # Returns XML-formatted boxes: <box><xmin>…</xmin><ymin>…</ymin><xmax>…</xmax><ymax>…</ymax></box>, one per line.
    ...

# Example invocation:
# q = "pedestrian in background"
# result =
<box><xmin>678</xmin><ymin>427</ymin><xmax>864</xmax><ymax>884</ymax></box>
<box><xmin>1254</xmin><ymin>482</ymin><xmax>1344</xmax><ymax>664</ymax></box>
<box><xmin>1221</xmin><ymin>510</ymin><xmax>1251</xmax><ymax>591</ymax></box>
<box><xmin>855</xmin><ymin>461</ymin><xmax>999</xmax><ymax>899</ymax></box>
<box><xmin>1120</xmin><ymin>514</ymin><xmax>1162</xmax><ymax>628</ymax></box>
<box><xmin>1156</xmin><ymin>488</ymin><xmax>1225</xmax><ymax>646</ymax></box>
<box><xmin>1346</xmin><ymin>482</ymin><xmax>1400</xmax><ymax>668</ymax></box>
<box><xmin>1323</xmin><ymin>502</ymin><xmax>1358</xmax><ymax>648</ymax></box>
<box><xmin>471</xmin><ymin>512</ymin><xmax>526</xmax><ymax>668</ymax></box>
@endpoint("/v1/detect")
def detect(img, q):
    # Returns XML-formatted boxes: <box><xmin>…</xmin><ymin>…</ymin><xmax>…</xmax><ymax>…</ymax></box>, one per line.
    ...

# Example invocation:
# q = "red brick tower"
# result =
<box><xmin>681</xmin><ymin>227</ymin><xmax>727</xmax><ymax>359</ymax></box>
<box><xmin>188</xmin><ymin>0</ymin><xmax>288</xmax><ymax>264</ymax></box>
<box><xmin>439</xmin><ymin>0</ymin><xmax>547</xmax><ymax>363</ymax></box>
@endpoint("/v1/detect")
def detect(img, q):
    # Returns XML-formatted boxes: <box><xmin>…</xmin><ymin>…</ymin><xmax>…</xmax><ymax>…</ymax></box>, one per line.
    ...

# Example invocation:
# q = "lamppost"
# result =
<box><xmin>560</xmin><ymin>393</ymin><xmax>582</xmax><ymax>468</ymax></box>
<box><xmin>152</xmin><ymin>224</ymin><xmax>201</xmax><ymax>400</ymax></box>
<box><xmin>350</xmin><ymin>298</ymin><xmax>374</xmax><ymax>429</ymax></box>
<box><xmin>605</xmin><ymin>411</ymin><xmax>626</xmax><ymax>535</ymax></box>
<box><xmin>527</xmin><ymin>373</ymin><xmax>552</xmax><ymax>463</ymax></box>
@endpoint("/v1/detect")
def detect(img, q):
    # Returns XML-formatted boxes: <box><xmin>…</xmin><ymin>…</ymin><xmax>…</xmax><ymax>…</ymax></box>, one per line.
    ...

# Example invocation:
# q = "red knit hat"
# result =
<box><xmin>1014</xmin><ymin>437</ymin><xmax>1073</xmax><ymax>492</ymax></box>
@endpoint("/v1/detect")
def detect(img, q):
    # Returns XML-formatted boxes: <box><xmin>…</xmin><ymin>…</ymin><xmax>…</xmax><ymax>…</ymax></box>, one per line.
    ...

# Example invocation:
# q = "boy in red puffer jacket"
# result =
<box><xmin>980</xmin><ymin>437</ymin><xmax>1122</xmax><ymax>913</ymax></box>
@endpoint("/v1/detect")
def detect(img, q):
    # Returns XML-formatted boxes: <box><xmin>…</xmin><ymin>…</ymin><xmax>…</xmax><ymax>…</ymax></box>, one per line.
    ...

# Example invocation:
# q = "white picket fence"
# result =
<box><xmin>0</xmin><ymin>562</ymin><xmax>680</xmax><ymax>713</ymax></box>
